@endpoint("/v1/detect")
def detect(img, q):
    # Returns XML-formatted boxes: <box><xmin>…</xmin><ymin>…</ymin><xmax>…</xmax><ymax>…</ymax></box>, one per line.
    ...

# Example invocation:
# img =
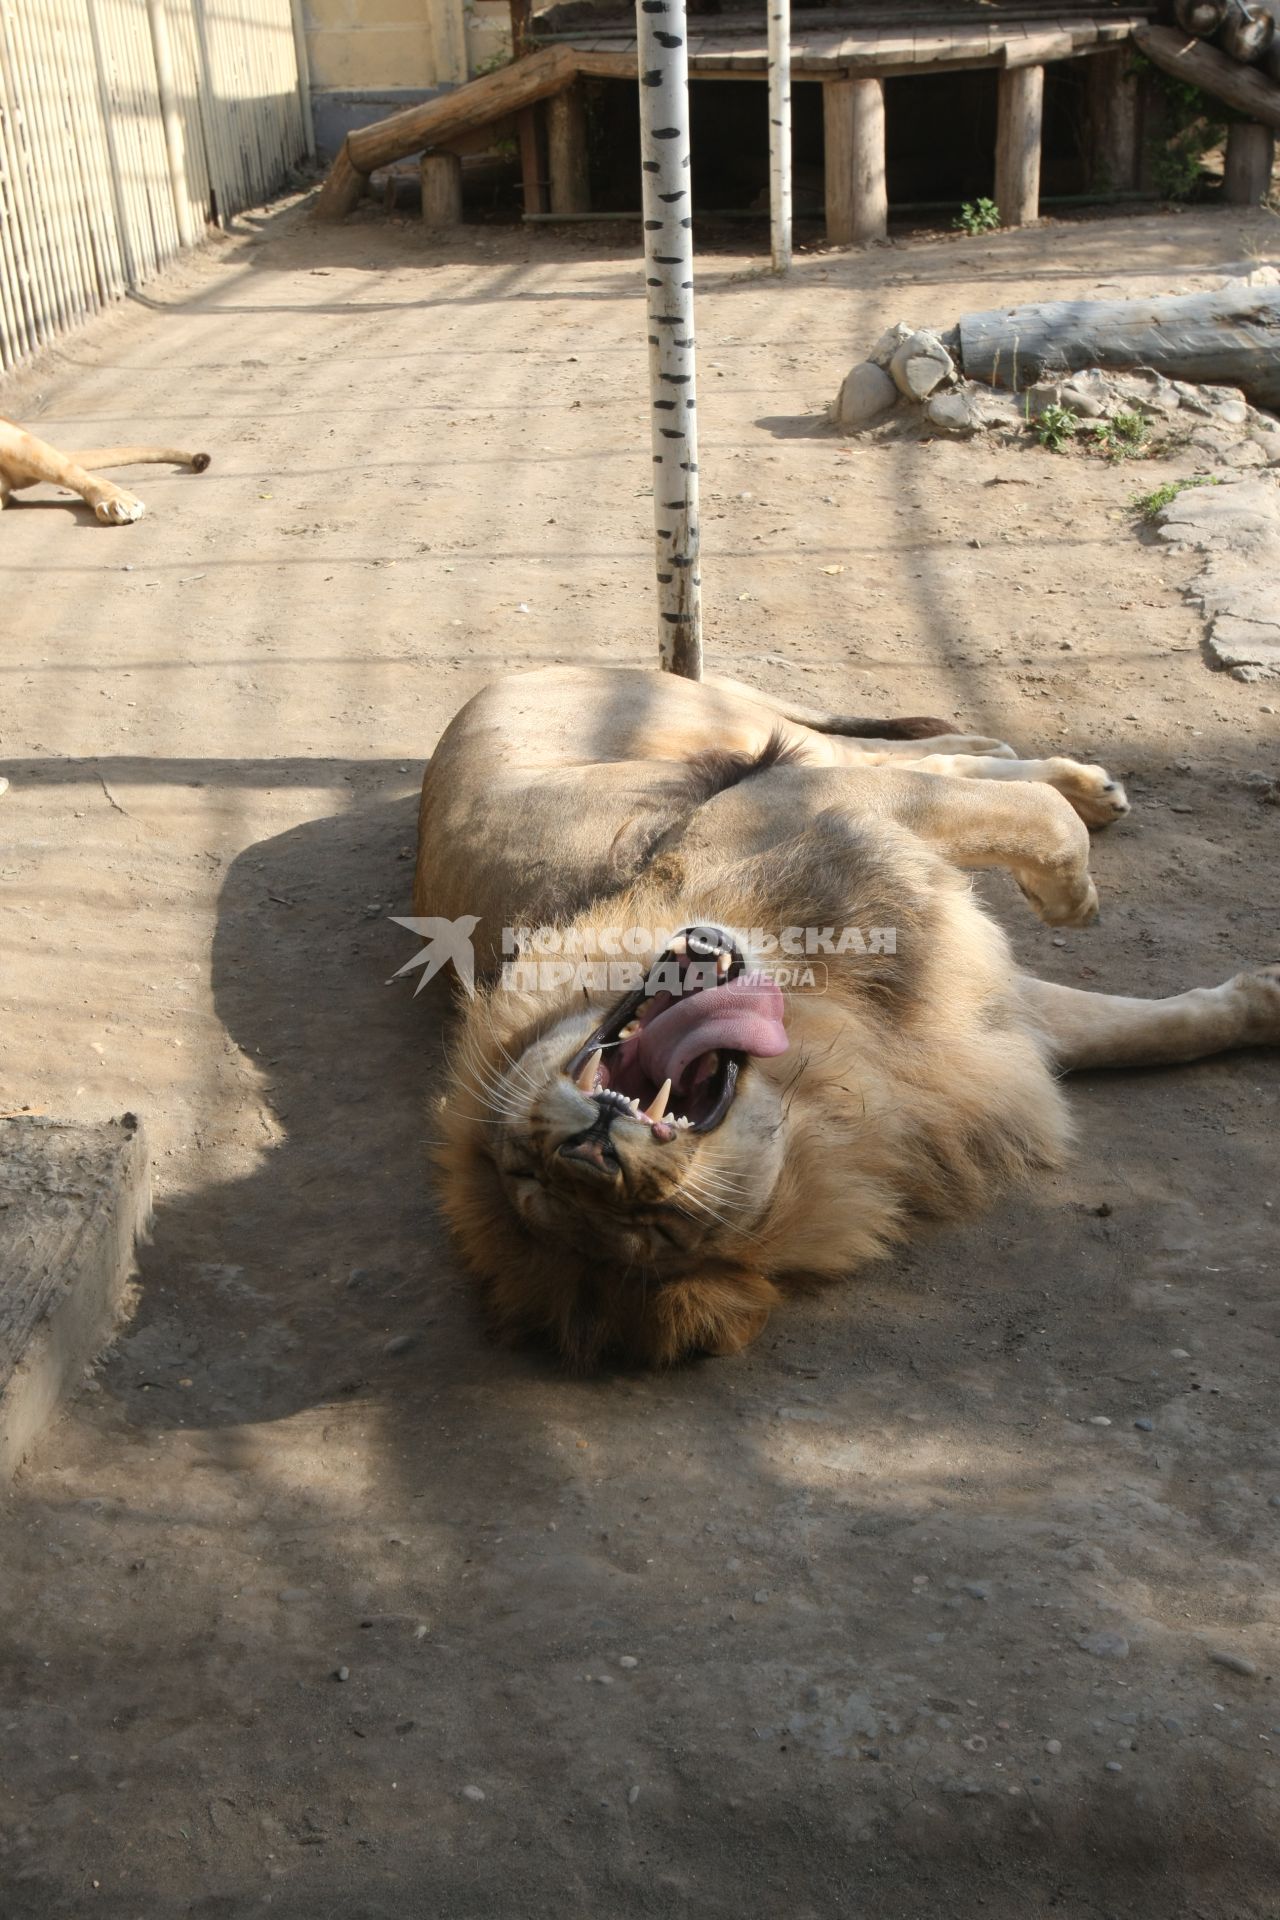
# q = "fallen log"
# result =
<box><xmin>1133</xmin><ymin>21</ymin><xmax>1280</xmax><ymax>126</ymax></box>
<box><xmin>956</xmin><ymin>285</ymin><xmax>1280</xmax><ymax>412</ymax></box>
<box><xmin>314</xmin><ymin>45</ymin><xmax>579</xmax><ymax>219</ymax></box>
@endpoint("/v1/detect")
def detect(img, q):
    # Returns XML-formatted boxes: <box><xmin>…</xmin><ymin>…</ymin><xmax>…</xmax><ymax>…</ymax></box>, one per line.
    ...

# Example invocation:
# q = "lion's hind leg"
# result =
<box><xmin>1020</xmin><ymin>967</ymin><xmax>1280</xmax><ymax>1070</ymax></box>
<box><xmin>901</xmin><ymin>752</ymin><xmax>1130</xmax><ymax>830</ymax></box>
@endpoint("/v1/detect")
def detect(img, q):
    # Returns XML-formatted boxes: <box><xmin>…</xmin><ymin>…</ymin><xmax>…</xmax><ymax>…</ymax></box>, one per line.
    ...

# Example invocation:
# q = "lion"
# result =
<box><xmin>0</xmin><ymin>417</ymin><xmax>209</xmax><ymax>524</ymax></box>
<box><xmin>414</xmin><ymin>665</ymin><xmax>1279</xmax><ymax>1369</ymax></box>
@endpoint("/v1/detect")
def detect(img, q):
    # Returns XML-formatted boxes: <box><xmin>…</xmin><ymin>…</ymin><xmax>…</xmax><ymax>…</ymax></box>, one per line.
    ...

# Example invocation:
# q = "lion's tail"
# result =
<box><xmin>707</xmin><ymin>674</ymin><xmax>950</xmax><ymax>741</ymax></box>
<box><xmin>67</xmin><ymin>446</ymin><xmax>211</xmax><ymax>473</ymax></box>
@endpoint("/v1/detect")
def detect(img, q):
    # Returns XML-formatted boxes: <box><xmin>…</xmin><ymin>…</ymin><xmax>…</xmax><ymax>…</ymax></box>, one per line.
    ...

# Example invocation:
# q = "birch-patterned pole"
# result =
<box><xmin>636</xmin><ymin>0</ymin><xmax>703</xmax><ymax>679</ymax></box>
<box><xmin>767</xmin><ymin>0</ymin><xmax>792</xmax><ymax>272</ymax></box>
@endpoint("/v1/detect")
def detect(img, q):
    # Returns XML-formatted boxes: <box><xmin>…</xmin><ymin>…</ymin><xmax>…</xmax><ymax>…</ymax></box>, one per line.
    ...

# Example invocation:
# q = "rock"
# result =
<box><xmin>835</xmin><ymin>361</ymin><xmax>898</xmax><ymax>430</ymax></box>
<box><xmin>627</xmin><ymin>1784</ymin><xmax>641</xmax><ymax>1805</ymax></box>
<box><xmin>1078</xmin><ymin>1630</ymin><xmax>1130</xmax><ymax>1660</ymax></box>
<box><xmin>1134</xmin><ymin>1418</ymin><xmax>1155</xmax><ymax>1432</ymax></box>
<box><xmin>462</xmin><ymin>1784</ymin><xmax>486</xmax><ymax>1802</ymax></box>
<box><xmin>1105</xmin><ymin>1760</ymin><xmax>1124</xmax><ymax>1773</ymax></box>
<box><xmin>334</xmin><ymin>1665</ymin><xmax>350</xmax><ymax>1682</ymax></box>
<box><xmin>925</xmin><ymin>390</ymin><xmax>984</xmax><ymax>436</ymax></box>
<box><xmin>1112</xmin><ymin>368</ymin><xmax>1181</xmax><ymax>417</ymax></box>
<box><xmin>1059</xmin><ymin>369</ymin><xmax>1112</xmax><ymax>418</ymax></box>
<box><xmin>619</xmin><ymin>1655</ymin><xmax>639</xmax><ymax>1669</ymax></box>
<box><xmin>889</xmin><ymin>329</ymin><xmax>955</xmax><ymax>399</ymax></box>
<box><xmin>383</xmin><ymin>1333</ymin><xmax>416</xmax><ymax>1356</ymax></box>
<box><xmin>1044</xmin><ymin>1738</ymin><xmax>1062</xmax><ymax>1755</ymax></box>
<box><xmin>868</xmin><ymin>321</ymin><xmax>915</xmax><ymax>369</ymax></box>
<box><xmin>1209</xmin><ymin>1648</ymin><xmax>1258</xmax><ymax>1676</ymax></box>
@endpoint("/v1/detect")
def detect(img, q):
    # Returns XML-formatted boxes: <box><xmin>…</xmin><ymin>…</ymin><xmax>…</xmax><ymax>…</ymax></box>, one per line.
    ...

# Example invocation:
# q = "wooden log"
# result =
<box><xmin>1217</xmin><ymin>0</ymin><xmax>1274</xmax><ymax>64</ymax></box>
<box><xmin>823</xmin><ymin>77</ymin><xmax>887</xmax><ymax>246</ymax></box>
<box><xmin>957</xmin><ymin>285</ymin><xmax>1280</xmax><ymax>411</ymax></box>
<box><xmin>1224</xmin><ymin>118</ymin><xmax>1276</xmax><ymax>199</ymax></box>
<box><xmin>351</xmin><ymin>45</ymin><xmax>575</xmax><ymax>171</ymax></box>
<box><xmin>1175</xmin><ymin>0</ymin><xmax>1229</xmax><ymax>34</ymax></box>
<box><xmin>995</xmin><ymin>62</ymin><xmax>1043</xmax><ymax>226</ymax></box>
<box><xmin>518</xmin><ymin>106</ymin><xmax>546</xmax><ymax>215</ymax></box>
<box><xmin>547</xmin><ymin>83</ymin><xmax>590</xmax><ymax>215</ymax></box>
<box><xmin>1133</xmin><ymin>22</ymin><xmax>1280</xmax><ymax>130</ymax></box>
<box><xmin>421</xmin><ymin>150</ymin><xmax>463</xmax><ymax>227</ymax></box>
<box><xmin>1084</xmin><ymin>45</ymin><xmax>1141</xmax><ymax>192</ymax></box>
<box><xmin>313</xmin><ymin>140</ymin><xmax>366</xmax><ymax>220</ymax></box>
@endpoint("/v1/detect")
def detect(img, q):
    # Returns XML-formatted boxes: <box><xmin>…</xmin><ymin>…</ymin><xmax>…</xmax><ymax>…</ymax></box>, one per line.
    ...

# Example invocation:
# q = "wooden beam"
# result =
<box><xmin>547</xmin><ymin>83</ymin><xmax>590</xmax><ymax>215</ymax></box>
<box><xmin>1224</xmin><ymin>120</ymin><xmax>1275</xmax><ymax>204</ymax></box>
<box><xmin>823</xmin><ymin>76</ymin><xmax>887</xmax><ymax>246</ymax></box>
<box><xmin>995</xmin><ymin>62</ymin><xmax>1044</xmax><ymax>226</ymax></box>
<box><xmin>421</xmin><ymin>151</ymin><xmax>463</xmax><ymax>228</ymax></box>
<box><xmin>1133</xmin><ymin>22</ymin><xmax>1280</xmax><ymax>131</ymax></box>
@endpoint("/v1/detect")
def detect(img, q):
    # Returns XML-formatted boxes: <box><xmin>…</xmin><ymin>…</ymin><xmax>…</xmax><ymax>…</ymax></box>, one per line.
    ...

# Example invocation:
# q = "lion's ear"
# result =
<box><xmin>655</xmin><ymin>1266</ymin><xmax>780</xmax><ymax>1363</ymax></box>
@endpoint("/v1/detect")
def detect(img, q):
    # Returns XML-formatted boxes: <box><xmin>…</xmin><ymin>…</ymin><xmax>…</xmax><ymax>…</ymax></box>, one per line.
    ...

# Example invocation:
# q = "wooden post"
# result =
<box><xmin>548</xmin><ymin>84</ymin><xmax>590</xmax><ymax>215</ymax></box>
<box><xmin>1084</xmin><ymin>47</ymin><xmax>1140</xmax><ymax>192</ymax></box>
<box><xmin>635</xmin><ymin>0</ymin><xmax>702</xmax><ymax>679</ymax></box>
<box><xmin>766</xmin><ymin>0</ymin><xmax>792</xmax><ymax>271</ymax></box>
<box><xmin>995</xmin><ymin>63</ymin><xmax>1044</xmax><ymax>226</ymax></box>
<box><xmin>823</xmin><ymin>77</ymin><xmax>887</xmax><ymax>246</ymax></box>
<box><xmin>421</xmin><ymin>150</ymin><xmax>464</xmax><ymax>227</ymax></box>
<box><xmin>1224</xmin><ymin>120</ymin><xmax>1275</xmax><ymax>203</ymax></box>
<box><xmin>518</xmin><ymin>107</ymin><xmax>546</xmax><ymax>214</ymax></box>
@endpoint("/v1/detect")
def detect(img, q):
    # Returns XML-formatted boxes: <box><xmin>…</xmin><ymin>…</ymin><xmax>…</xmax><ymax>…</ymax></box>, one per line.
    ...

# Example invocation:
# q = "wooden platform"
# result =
<box><xmin>314</xmin><ymin>7</ymin><xmax>1152</xmax><ymax>234</ymax></box>
<box><xmin>0</xmin><ymin>1116</ymin><xmax>149</xmax><ymax>1478</ymax></box>
<box><xmin>548</xmin><ymin>11</ymin><xmax>1147</xmax><ymax>77</ymax></box>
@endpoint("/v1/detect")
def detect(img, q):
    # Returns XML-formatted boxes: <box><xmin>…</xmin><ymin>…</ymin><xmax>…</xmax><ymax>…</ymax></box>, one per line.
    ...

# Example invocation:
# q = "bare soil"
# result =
<box><xmin>0</xmin><ymin>201</ymin><xmax>1277</xmax><ymax>1919</ymax></box>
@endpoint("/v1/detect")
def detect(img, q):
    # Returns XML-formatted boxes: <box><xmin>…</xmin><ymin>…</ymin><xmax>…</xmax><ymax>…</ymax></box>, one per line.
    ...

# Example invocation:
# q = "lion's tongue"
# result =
<box><xmin>637</xmin><ymin>973</ymin><xmax>788</xmax><ymax>1093</ymax></box>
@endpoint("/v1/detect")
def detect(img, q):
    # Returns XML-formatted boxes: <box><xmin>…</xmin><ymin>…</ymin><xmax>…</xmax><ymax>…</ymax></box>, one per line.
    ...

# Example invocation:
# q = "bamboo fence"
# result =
<box><xmin>0</xmin><ymin>0</ymin><xmax>309</xmax><ymax>372</ymax></box>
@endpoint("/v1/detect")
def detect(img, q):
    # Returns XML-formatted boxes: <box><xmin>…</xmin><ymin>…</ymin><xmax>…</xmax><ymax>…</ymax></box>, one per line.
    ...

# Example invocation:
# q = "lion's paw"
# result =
<box><xmin>1044</xmin><ymin>759</ymin><xmax>1130</xmax><ymax>829</ymax></box>
<box><xmin>92</xmin><ymin>486</ymin><xmax>145</xmax><ymax>525</ymax></box>
<box><xmin>1018</xmin><ymin>866</ymin><xmax>1100</xmax><ymax>929</ymax></box>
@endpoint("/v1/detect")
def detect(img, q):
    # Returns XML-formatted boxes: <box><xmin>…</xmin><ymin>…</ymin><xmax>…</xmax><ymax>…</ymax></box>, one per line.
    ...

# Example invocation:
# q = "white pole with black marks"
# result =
<box><xmin>767</xmin><ymin>0</ymin><xmax>792</xmax><ymax>272</ymax></box>
<box><xmin>636</xmin><ymin>0</ymin><xmax>703</xmax><ymax>679</ymax></box>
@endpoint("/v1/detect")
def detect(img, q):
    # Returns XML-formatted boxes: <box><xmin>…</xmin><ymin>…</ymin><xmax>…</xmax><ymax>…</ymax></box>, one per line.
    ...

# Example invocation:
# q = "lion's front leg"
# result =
<box><xmin>0</xmin><ymin>427</ymin><xmax>144</xmax><ymax>524</ymax></box>
<box><xmin>1020</xmin><ymin>966</ymin><xmax>1280</xmax><ymax>1069</ymax></box>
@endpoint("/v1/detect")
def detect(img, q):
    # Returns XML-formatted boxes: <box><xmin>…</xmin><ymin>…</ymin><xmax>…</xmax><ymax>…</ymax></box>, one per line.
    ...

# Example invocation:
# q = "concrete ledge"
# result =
<box><xmin>0</xmin><ymin>1116</ymin><xmax>150</xmax><ymax>1479</ymax></box>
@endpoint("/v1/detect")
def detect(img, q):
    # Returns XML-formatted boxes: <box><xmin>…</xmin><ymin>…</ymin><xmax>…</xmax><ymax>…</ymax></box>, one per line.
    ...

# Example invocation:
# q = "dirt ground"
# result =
<box><xmin>1</xmin><ymin>199</ymin><xmax>1278</xmax><ymax>1918</ymax></box>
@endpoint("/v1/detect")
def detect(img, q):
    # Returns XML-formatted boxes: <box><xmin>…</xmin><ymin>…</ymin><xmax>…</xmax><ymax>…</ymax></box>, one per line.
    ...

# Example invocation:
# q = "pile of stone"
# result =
<box><xmin>833</xmin><ymin>320</ymin><xmax>1280</xmax><ymax>468</ymax></box>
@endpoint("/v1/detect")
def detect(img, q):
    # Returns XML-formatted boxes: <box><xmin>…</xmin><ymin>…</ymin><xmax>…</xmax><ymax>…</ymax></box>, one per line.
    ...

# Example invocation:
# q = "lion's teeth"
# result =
<box><xmin>669</xmin><ymin>934</ymin><xmax>688</xmax><ymax>955</ymax></box>
<box><xmin>716</xmin><ymin>951</ymin><xmax>732</xmax><ymax>975</ymax></box>
<box><xmin>645</xmin><ymin>1078</ymin><xmax>672</xmax><ymax>1122</ymax></box>
<box><xmin>575</xmin><ymin>1048</ymin><xmax>603</xmax><ymax>1092</ymax></box>
<box><xmin>619</xmin><ymin>1021</ymin><xmax>640</xmax><ymax>1039</ymax></box>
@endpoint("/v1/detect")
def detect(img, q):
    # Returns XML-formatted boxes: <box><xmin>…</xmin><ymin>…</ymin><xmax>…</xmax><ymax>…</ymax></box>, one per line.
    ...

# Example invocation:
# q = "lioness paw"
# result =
<box><xmin>1043</xmin><ymin>759</ymin><xmax>1130</xmax><ymax>829</ymax></box>
<box><xmin>92</xmin><ymin>487</ymin><xmax>145</xmax><ymax>525</ymax></box>
<box><xmin>1229</xmin><ymin>963</ymin><xmax>1280</xmax><ymax>1046</ymax></box>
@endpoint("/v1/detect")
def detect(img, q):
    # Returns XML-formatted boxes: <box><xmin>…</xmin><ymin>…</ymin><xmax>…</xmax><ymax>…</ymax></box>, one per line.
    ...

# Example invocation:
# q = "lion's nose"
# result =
<box><xmin>558</xmin><ymin>1107</ymin><xmax>622</xmax><ymax>1178</ymax></box>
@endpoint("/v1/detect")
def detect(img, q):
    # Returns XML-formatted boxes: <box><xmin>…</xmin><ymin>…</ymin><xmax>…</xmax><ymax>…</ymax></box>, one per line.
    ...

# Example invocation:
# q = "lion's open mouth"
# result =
<box><xmin>563</xmin><ymin>926</ymin><xmax>789</xmax><ymax>1139</ymax></box>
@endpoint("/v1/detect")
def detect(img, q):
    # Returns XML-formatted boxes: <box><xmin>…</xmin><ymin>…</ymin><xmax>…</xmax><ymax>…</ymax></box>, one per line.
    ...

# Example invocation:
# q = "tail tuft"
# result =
<box><xmin>191</xmin><ymin>452</ymin><xmax>211</xmax><ymax>473</ymax></box>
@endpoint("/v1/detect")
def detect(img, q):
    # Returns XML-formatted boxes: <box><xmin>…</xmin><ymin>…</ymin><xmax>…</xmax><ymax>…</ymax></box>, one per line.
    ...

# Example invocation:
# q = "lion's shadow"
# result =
<box><xmin>103</xmin><ymin>775</ymin><xmax>539</xmax><ymax>1438</ymax></box>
